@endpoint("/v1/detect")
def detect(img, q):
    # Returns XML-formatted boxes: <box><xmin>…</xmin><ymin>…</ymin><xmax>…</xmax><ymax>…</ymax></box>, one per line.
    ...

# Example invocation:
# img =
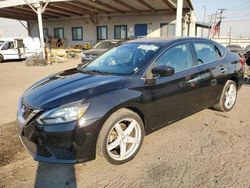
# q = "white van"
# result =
<box><xmin>0</xmin><ymin>38</ymin><xmax>26</xmax><ymax>62</ymax></box>
<box><xmin>0</xmin><ymin>37</ymin><xmax>41</xmax><ymax>62</ymax></box>
<box><xmin>23</xmin><ymin>37</ymin><xmax>42</xmax><ymax>57</ymax></box>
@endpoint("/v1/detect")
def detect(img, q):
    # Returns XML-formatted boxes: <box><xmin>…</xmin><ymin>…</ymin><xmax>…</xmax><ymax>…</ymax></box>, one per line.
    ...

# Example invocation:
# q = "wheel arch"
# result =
<box><xmin>0</xmin><ymin>53</ymin><xmax>4</xmax><ymax>61</ymax></box>
<box><xmin>99</xmin><ymin>103</ymin><xmax>148</xmax><ymax>134</ymax></box>
<box><xmin>229</xmin><ymin>76</ymin><xmax>239</xmax><ymax>88</ymax></box>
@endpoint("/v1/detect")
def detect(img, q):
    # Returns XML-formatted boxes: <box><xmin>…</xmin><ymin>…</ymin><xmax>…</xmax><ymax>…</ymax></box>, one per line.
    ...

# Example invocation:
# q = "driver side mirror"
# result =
<box><xmin>151</xmin><ymin>65</ymin><xmax>175</xmax><ymax>77</ymax></box>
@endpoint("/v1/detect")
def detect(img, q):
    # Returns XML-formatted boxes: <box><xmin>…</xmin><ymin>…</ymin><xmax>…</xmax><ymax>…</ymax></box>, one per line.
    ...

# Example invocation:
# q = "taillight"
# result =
<box><xmin>240</xmin><ymin>58</ymin><xmax>246</xmax><ymax>66</ymax></box>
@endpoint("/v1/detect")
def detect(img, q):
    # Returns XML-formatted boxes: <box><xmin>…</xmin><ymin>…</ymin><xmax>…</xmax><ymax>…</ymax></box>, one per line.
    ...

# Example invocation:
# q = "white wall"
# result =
<box><xmin>30</xmin><ymin>11</ymin><xmax>197</xmax><ymax>47</ymax></box>
<box><xmin>30</xmin><ymin>14</ymin><xmax>178</xmax><ymax>47</ymax></box>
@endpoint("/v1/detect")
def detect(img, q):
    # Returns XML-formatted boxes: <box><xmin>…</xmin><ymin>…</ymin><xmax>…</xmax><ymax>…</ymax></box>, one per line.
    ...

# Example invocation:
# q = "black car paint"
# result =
<box><xmin>17</xmin><ymin>37</ymin><xmax>243</xmax><ymax>163</ymax></box>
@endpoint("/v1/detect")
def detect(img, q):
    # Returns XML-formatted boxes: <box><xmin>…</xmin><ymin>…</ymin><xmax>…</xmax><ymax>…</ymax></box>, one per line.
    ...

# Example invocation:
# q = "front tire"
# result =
<box><xmin>0</xmin><ymin>54</ymin><xmax>3</xmax><ymax>63</ymax></box>
<box><xmin>96</xmin><ymin>108</ymin><xmax>145</xmax><ymax>164</ymax></box>
<box><xmin>213</xmin><ymin>80</ymin><xmax>237</xmax><ymax>112</ymax></box>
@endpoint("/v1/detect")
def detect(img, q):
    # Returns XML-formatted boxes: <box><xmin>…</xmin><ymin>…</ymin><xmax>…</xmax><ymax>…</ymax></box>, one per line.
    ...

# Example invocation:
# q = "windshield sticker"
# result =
<box><xmin>138</xmin><ymin>45</ymin><xmax>159</xmax><ymax>52</ymax></box>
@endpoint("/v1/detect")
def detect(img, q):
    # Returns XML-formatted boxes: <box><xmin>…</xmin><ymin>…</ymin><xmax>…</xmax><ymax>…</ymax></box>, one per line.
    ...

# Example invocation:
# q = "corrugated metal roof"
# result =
<box><xmin>0</xmin><ymin>0</ymin><xmax>193</xmax><ymax>21</ymax></box>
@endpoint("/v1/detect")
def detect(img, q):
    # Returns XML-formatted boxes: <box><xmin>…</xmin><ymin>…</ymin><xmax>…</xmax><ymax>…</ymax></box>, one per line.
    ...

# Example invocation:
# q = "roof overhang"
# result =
<box><xmin>0</xmin><ymin>0</ymin><xmax>194</xmax><ymax>21</ymax></box>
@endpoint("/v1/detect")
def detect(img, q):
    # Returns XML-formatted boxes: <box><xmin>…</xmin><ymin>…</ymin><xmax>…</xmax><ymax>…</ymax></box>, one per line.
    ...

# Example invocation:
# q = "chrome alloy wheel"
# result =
<box><xmin>106</xmin><ymin>118</ymin><xmax>142</xmax><ymax>161</ymax></box>
<box><xmin>224</xmin><ymin>83</ymin><xmax>237</xmax><ymax>109</ymax></box>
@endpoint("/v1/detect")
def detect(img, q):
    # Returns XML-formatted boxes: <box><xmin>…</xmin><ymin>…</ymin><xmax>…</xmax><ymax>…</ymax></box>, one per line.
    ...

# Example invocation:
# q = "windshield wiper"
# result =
<box><xmin>79</xmin><ymin>68</ymin><xmax>109</xmax><ymax>75</ymax></box>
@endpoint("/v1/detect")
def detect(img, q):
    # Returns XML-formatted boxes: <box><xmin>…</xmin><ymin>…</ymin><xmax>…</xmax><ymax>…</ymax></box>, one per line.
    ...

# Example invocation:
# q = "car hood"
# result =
<box><xmin>22</xmin><ymin>68</ymin><xmax>125</xmax><ymax>109</ymax></box>
<box><xmin>83</xmin><ymin>48</ymin><xmax>108</xmax><ymax>55</ymax></box>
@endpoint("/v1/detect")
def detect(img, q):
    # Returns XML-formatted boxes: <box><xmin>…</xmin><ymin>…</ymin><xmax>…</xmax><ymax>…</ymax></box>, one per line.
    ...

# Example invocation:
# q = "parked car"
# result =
<box><xmin>0</xmin><ymin>38</ymin><xmax>25</xmax><ymax>62</ymax></box>
<box><xmin>226</xmin><ymin>44</ymin><xmax>243</xmax><ymax>54</ymax></box>
<box><xmin>81</xmin><ymin>39</ymin><xmax>123</xmax><ymax>64</ymax></box>
<box><xmin>17</xmin><ymin>37</ymin><xmax>243</xmax><ymax>164</ymax></box>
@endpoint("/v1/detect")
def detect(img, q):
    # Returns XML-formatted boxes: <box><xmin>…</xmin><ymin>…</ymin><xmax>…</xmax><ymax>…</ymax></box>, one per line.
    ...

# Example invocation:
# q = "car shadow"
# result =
<box><xmin>34</xmin><ymin>162</ymin><xmax>77</xmax><ymax>188</ymax></box>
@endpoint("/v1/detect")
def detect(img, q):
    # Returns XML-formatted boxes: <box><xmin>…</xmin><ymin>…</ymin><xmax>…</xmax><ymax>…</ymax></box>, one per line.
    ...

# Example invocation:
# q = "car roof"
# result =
<box><xmin>125</xmin><ymin>37</ymin><xmax>214</xmax><ymax>45</ymax></box>
<box><xmin>100</xmin><ymin>39</ymin><xmax>123</xmax><ymax>42</ymax></box>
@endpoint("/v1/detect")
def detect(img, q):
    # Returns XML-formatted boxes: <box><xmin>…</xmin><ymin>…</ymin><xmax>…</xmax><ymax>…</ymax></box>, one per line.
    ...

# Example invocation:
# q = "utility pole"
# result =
<box><xmin>201</xmin><ymin>5</ymin><xmax>206</xmax><ymax>38</ymax></box>
<box><xmin>217</xmin><ymin>8</ymin><xmax>226</xmax><ymax>38</ymax></box>
<box><xmin>228</xmin><ymin>27</ymin><xmax>232</xmax><ymax>44</ymax></box>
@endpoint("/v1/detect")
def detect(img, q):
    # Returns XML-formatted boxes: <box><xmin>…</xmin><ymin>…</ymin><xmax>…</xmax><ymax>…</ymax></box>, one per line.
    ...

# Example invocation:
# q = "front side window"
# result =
<box><xmin>72</xmin><ymin>27</ymin><xmax>83</xmax><ymax>41</ymax></box>
<box><xmin>2</xmin><ymin>42</ymin><xmax>14</xmax><ymax>50</ymax></box>
<box><xmin>82</xmin><ymin>43</ymin><xmax>162</xmax><ymax>75</ymax></box>
<box><xmin>114</xmin><ymin>25</ymin><xmax>127</xmax><ymax>39</ymax></box>
<box><xmin>194</xmin><ymin>42</ymin><xmax>221</xmax><ymax>64</ymax></box>
<box><xmin>97</xmin><ymin>26</ymin><xmax>108</xmax><ymax>40</ymax></box>
<box><xmin>154</xmin><ymin>43</ymin><xmax>194</xmax><ymax>73</ymax></box>
<box><xmin>0</xmin><ymin>41</ymin><xmax>5</xmax><ymax>48</ymax></box>
<box><xmin>54</xmin><ymin>28</ymin><xmax>64</xmax><ymax>38</ymax></box>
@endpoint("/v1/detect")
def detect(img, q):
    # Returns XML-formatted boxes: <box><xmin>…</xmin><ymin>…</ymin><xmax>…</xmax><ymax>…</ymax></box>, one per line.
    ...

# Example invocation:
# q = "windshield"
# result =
<box><xmin>0</xmin><ymin>41</ymin><xmax>4</xmax><ymax>47</ymax></box>
<box><xmin>94</xmin><ymin>41</ymin><xmax>119</xmax><ymax>49</ymax></box>
<box><xmin>82</xmin><ymin>43</ymin><xmax>162</xmax><ymax>75</ymax></box>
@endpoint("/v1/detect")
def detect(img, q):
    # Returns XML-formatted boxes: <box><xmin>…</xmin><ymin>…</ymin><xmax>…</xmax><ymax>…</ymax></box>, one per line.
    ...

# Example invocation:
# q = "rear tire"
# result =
<box><xmin>213</xmin><ymin>80</ymin><xmax>237</xmax><ymax>112</ymax></box>
<box><xmin>96</xmin><ymin>108</ymin><xmax>145</xmax><ymax>165</ymax></box>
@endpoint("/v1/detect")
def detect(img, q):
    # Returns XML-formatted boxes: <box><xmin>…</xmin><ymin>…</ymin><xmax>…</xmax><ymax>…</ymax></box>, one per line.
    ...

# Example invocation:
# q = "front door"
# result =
<box><xmin>142</xmin><ymin>43</ymin><xmax>202</xmax><ymax>130</ymax></box>
<box><xmin>134</xmin><ymin>24</ymin><xmax>147</xmax><ymax>38</ymax></box>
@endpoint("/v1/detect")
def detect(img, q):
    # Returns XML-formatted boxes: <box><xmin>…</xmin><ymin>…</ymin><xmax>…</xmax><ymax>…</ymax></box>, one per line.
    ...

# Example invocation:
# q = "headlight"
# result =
<box><xmin>37</xmin><ymin>104</ymin><xmax>89</xmax><ymax>125</ymax></box>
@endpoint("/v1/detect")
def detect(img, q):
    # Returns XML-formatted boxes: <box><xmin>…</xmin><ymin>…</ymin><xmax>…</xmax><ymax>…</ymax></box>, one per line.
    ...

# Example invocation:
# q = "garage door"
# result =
<box><xmin>134</xmin><ymin>24</ymin><xmax>147</xmax><ymax>38</ymax></box>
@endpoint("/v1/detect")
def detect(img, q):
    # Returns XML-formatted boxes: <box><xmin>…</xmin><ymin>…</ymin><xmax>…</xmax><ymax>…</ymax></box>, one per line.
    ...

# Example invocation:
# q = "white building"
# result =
<box><xmin>0</xmin><ymin>0</ymin><xmax>195</xmax><ymax>48</ymax></box>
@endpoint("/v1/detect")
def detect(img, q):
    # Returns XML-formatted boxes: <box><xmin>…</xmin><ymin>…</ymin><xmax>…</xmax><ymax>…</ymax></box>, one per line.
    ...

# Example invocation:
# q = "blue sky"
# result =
<box><xmin>192</xmin><ymin>0</ymin><xmax>250</xmax><ymax>37</ymax></box>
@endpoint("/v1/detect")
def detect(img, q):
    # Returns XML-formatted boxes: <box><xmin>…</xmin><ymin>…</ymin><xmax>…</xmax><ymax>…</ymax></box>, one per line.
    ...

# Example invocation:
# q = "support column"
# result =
<box><xmin>36</xmin><ymin>3</ymin><xmax>45</xmax><ymax>59</ymax></box>
<box><xmin>25</xmin><ymin>0</ymin><xmax>50</xmax><ymax>59</ymax></box>
<box><xmin>175</xmin><ymin>0</ymin><xmax>183</xmax><ymax>37</ymax></box>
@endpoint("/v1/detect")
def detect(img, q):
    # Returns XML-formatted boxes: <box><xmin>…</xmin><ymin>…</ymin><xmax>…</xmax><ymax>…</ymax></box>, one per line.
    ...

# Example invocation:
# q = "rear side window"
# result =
<box><xmin>194</xmin><ymin>42</ymin><xmax>222</xmax><ymax>64</ymax></box>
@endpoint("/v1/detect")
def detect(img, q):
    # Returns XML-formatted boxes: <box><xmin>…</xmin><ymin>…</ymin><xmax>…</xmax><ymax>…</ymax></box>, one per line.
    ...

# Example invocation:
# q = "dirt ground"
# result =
<box><xmin>0</xmin><ymin>60</ymin><xmax>250</xmax><ymax>188</ymax></box>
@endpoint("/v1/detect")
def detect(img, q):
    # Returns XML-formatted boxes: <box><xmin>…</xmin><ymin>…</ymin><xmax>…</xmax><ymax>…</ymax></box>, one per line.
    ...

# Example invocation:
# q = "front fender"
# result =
<box><xmin>83</xmin><ymin>88</ymin><xmax>148</xmax><ymax>129</ymax></box>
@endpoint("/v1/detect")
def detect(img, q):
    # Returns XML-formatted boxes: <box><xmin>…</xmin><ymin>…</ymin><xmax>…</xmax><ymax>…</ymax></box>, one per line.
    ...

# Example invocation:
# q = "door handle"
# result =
<box><xmin>186</xmin><ymin>77</ymin><xmax>199</xmax><ymax>84</ymax></box>
<box><xmin>220</xmin><ymin>68</ymin><xmax>226</xmax><ymax>73</ymax></box>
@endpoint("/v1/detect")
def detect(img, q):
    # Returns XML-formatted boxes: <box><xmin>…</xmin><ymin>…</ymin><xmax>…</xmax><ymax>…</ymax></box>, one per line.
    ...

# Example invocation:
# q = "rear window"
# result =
<box><xmin>194</xmin><ymin>42</ymin><xmax>222</xmax><ymax>64</ymax></box>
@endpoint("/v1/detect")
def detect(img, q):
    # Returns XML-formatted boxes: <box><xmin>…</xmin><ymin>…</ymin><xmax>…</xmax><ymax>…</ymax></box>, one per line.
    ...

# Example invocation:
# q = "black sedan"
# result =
<box><xmin>17</xmin><ymin>37</ymin><xmax>243</xmax><ymax>164</ymax></box>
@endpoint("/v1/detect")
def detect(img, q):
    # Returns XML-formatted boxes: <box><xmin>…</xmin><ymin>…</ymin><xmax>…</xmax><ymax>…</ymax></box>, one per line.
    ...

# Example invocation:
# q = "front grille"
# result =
<box><xmin>21</xmin><ymin>101</ymin><xmax>34</xmax><ymax>120</ymax></box>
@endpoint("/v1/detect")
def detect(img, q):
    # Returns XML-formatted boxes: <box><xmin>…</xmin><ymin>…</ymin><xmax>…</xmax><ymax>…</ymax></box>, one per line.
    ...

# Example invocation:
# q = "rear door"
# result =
<box><xmin>192</xmin><ymin>42</ymin><xmax>227</xmax><ymax>107</ymax></box>
<box><xmin>134</xmin><ymin>24</ymin><xmax>147</xmax><ymax>38</ymax></box>
<box><xmin>142</xmin><ymin>42</ymin><xmax>202</xmax><ymax>129</ymax></box>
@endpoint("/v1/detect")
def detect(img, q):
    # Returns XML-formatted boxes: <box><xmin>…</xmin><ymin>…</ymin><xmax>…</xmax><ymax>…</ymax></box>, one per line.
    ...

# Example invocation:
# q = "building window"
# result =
<box><xmin>160</xmin><ymin>23</ymin><xmax>176</xmax><ymax>36</ymax></box>
<box><xmin>54</xmin><ymin>28</ymin><xmax>64</xmax><ymax>38</ymax></box>
<box><xmin>114</xmin><ymin>25</ymin><xmax>127</xmax><ymax>39</ymax></box>
<box><xmin>43</xmin><ymin>28</ymin><xmax>48</xmax><ymax>38</ymax></box>
<box><xmin>160</xmin><ymin>23</ymin><xmax>167</xmax><ymax>36</ymax></box>
<box><xmin>167</xmin><ymin>24</ymin><xmax>176</xmax><ymax>36</ymax></box>
<box><xmin>72</xmin><ymin>27</ymin><xmax>83</xmax><ymax>41</ymax></box>
<box><xmin>97</xmin><ymin>26</ymin><xmax>108</xmax><ymax>40</ymax></box>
